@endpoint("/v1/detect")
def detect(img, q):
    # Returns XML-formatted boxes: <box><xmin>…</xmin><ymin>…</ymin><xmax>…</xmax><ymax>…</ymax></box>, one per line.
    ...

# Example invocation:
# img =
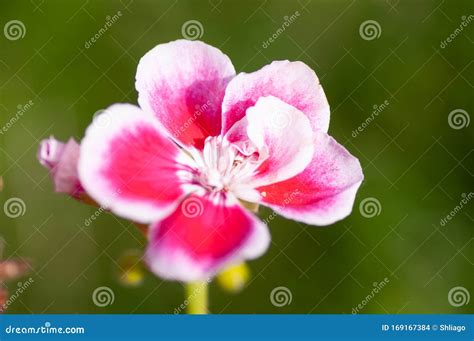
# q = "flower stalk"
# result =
<box><xmin>186</xmin><ymin>281</ymin><xmax>208</xmax><ymax>314</ymax></box>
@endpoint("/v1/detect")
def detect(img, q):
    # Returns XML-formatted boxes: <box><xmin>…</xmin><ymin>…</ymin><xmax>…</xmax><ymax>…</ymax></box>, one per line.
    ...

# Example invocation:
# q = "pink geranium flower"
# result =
<box><xmin>38</xmin><ymin>40</ymin><xmax>363</xmax><ymax>282</ymax></box>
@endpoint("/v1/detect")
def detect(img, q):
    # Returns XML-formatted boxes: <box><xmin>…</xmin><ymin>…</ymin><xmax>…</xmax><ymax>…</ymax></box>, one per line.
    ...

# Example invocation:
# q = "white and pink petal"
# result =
<box><xmin>78</xmin><ymin>104</ymin><xmax>187</xmax><ymax>224</ymax></box>
<box><xmin>221</xmin><ymin>60</ymin><xmax>330</xmax><ymax>134</ymax></box>
<box><xmin>244</xmin><ymin>96</ymin><xmax>315</xmax><ymax>188</ymax></box>
<box><xmin>136</xmin><ymin>40</ymin><xmax>236</xmax><ymax>149</ymax></box>
<box><xmin>145</xmin><ymin>193</ymin><xmax>270</xmax><ymax>282</ymax></box>
<box><xmin>257</xmin><ymin>132</ymin><xmax>363</xmax><ymax>226</ymax></box>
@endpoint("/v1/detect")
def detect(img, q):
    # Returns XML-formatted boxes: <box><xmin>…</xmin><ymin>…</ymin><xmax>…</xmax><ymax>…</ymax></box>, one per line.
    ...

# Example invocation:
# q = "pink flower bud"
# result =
<box><xmin>38</xmin><ymin>137</ymin><xmax>83</xmax><ymax>197</ymax></box>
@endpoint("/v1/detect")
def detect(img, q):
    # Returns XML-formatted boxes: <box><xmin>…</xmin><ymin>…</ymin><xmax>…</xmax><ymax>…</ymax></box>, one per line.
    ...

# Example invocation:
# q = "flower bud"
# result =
<box><xmin>117</xmin><ymin>250</ymin><xmax>145</xmax><ymax>287</ymax></box>
<box><xmin>216</xmin><ymin>262</ymin><xmax>250</xmax><ymax>293</ymax></box>
<box><xmin>37</xmin><ymin>137</ymin><xmax>83</xmax><ymax>197</ymax></box>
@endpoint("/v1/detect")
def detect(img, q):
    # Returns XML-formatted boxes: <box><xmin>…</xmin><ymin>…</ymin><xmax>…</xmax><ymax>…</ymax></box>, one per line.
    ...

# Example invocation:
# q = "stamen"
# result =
<box><xmin>178</xmin><ymin>136</ymin><xmax>267</xmax><ymax>196</ymax></box>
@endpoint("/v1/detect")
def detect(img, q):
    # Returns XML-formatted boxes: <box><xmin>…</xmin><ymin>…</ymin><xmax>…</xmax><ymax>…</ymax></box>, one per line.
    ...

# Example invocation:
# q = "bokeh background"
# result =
<box><xmin>0</xmin><ymin>0</ymin><xmax>472</xmax><ymax>314</ymax></box>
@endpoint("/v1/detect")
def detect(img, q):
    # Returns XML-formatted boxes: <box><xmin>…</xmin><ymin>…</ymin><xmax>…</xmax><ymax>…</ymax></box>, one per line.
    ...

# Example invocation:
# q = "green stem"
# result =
<box><xmin>186</xmin><ymin>281</ymin><xmax>208</xmax><ymax>314</ymax></box>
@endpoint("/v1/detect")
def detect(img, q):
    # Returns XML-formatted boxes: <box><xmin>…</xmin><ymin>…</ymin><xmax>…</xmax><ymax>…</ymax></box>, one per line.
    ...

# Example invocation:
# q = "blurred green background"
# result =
<box><xmin>0</xmin><ymin>0</ymin><xmax>472</xmax><ymax>314</ymax></box>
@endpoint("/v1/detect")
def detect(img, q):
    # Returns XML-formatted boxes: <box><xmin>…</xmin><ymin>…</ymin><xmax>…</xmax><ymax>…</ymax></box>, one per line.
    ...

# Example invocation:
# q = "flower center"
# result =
<box><xmin>186</xmin><ymin>136</ymin><xmax>263</xmax><ymax>194</ymax></box>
